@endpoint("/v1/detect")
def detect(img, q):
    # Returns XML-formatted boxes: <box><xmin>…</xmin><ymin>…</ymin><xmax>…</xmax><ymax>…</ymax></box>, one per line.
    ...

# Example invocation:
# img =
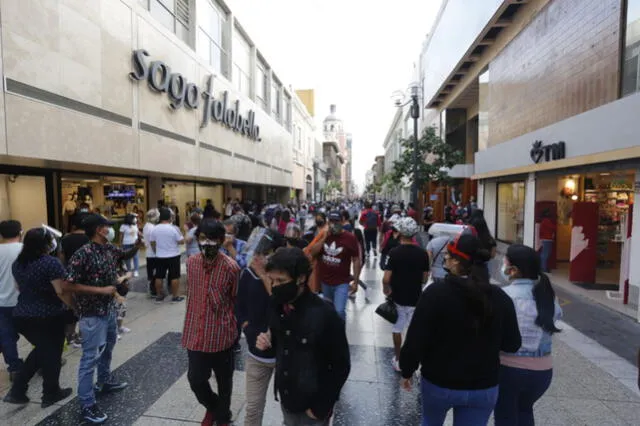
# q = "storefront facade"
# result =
<box><xmin>0</xmin><ymin>0</ymin><xmax>299</xmax><ymax>231</ymax></box>
<box><xmin>475</xmin><ymin>91</ymin><xmax>640</xmax><ymax>318</ymax></box>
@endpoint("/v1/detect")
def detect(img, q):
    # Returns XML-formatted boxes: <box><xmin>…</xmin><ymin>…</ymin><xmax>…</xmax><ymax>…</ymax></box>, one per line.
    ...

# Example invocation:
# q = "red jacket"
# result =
<box><xmin>539</xmin><ymin>218</ymin><xmax>556</xmax><ymax>240</ymax></box>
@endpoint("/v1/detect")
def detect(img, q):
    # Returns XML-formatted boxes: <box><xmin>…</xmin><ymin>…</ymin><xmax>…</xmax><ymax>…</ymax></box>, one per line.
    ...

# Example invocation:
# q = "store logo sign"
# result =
<box><xmin>129</xmin><ymin>49</ymin><xmax>260</xmax><ymax>142</ymax></box>
<box><xmin>530</xmin><ymin>140</ymin><xmax>565</xmax><ymax>164</ymax></box>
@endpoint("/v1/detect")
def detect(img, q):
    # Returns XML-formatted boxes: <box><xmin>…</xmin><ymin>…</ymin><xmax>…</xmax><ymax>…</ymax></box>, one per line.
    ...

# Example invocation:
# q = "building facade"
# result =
<box><xmin>322</xmin><ymin>104</ymin><xmax>349</xmax><ymax>197</ymax></box>
<box><xmin>291</xmin><ymin>91</ymin><xmax>315</xmax><ymax>202</ymax></box>
<box><xmin>421</xmin><ymin>0</ymin><xmax>640</xmax><ymax>319</ymax></box>
<box><xmin>0</xmin><ymin>0</ymin><xmax>309</xmax><ymax>233</ymax></box>
<box><xmin>382</xmin><ymin>107</ymin><xmax>411</xmax><ymax>202</ymax></box>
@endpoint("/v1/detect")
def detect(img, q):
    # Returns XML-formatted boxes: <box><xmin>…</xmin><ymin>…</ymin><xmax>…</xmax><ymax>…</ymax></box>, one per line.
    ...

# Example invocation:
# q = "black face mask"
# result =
<box><xmin>271</xmin><ymin>281</ymin><xmax>300</xmax><ymax>305</ymax></box>
<box><xmin>199</xmin><ymin>242</ymin><xmax>220</xmax><ymax>260</ymax></box>
<box><xmin>315</xmin><ymin>220</ymin><xmax>325</xmax><ymax>227</ymax></box>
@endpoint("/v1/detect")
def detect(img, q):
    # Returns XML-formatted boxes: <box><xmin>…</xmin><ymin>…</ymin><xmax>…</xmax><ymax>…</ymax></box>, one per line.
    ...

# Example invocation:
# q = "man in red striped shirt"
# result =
<box><xmin>182</xmin><ymin>220</ymin><xmax>241</xmax><ymax>426</ymax></box>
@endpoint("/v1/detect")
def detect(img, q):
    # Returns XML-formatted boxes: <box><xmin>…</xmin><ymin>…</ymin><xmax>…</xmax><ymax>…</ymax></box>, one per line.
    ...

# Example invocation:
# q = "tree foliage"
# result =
<box><xmin>389</xmin><ymin>126</ymin><xmax>464</xmax><ymax>190</ymax></box>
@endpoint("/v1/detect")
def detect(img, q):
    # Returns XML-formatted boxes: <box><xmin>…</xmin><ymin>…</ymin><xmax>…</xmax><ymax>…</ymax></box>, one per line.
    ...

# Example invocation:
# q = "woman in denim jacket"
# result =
<box><xmin>494</xmin><ymin>244</ymin><xmax>562</xmax><ymax>426</ymax></box>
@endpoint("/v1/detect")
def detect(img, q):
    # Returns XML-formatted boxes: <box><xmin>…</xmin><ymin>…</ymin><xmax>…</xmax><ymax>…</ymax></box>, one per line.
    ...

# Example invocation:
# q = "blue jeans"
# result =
<box><xmin>540</xmin><ymin>240</ymin><xmax>553</xmax><ymax>272</ymax></box>
<box><xmin>321</xmin><ymin>283</ymin><xmax>350</xmax><ymax>322</ymax></box>
<box><xmin>494</xmin><ymin>365</ymin><xmax>552</xmax><ymax>426</ymax></box>
<box><xmin>122</xmin><ymin>244</ymin><xmax>139</xmax><ymax>272</ymax></box>
<box><xmin>78</xmin><ymin>312</ymin><xmax>118</xmax><ymax>408</ymax></box>
<box><xmin>421</xmin><ymin>377</ymin><xmax>498</xmax><ymax>426</ymax></box>
<box><xmin>0</xmin><ymin>306</ymin><xmax>22</xmax><ymax>372</ymax></box>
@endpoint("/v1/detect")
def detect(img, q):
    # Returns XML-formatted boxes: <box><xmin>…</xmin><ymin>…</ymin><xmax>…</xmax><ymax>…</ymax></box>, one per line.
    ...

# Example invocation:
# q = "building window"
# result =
<box><xmin>478</xmin><ymin>68</ymin><xmax>489</xmax><ymax>151</ymax></box>
<box><xmin>284</xmin><ymin>95</ymin><xmax>292</xmax><ymax>131</ymax></box>
<box><xmin>232</xmin><ymin>28</ymin><xmax>252</xmax><ymax>98</ymax></box>
<box><xmin>497</xmin><ymin>181</ymin><xmax>525</xmax><ymax>244</ymax></box>
<box><xmin>271</xmin><ymin>80</ymin><xmax>281</xmax><ymax>121</ymax></box>
<box><xmin>146</xmin><ymin>0</ymin><xmax>190</xmax><ymax>45</ymax></box>
<box><xmin>196</xmin><ymin>0</ymin><xmax>229</xmax><ymax>78</ymax></box>
<box><xmin>296</xmin><ymin>126</ymin><xmax>303</xmax><ymax>151</ymax></box>
<box><xmin>623</xmin><ymin>0</ymin><xmax>640</xmax><ymax>96</ymax></box>
<box><xmin>256</xmin><ymin>60</ymin><xmax>268</xmax><ymax>110</ymax></box>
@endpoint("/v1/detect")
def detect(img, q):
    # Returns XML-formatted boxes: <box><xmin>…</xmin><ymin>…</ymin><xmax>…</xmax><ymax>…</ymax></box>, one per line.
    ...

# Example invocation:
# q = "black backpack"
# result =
<box><xmin>365</xmin><ymin>211</ymin><xmax>378</xmax><ymax>229</ymax></box>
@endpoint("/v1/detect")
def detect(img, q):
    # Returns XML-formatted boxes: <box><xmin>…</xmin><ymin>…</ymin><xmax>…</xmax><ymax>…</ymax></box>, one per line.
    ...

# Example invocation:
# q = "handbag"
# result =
<box><xmin>375</xmin><ymin>297</ymin><xmax>398</xmax><ymax>324</ymax></box>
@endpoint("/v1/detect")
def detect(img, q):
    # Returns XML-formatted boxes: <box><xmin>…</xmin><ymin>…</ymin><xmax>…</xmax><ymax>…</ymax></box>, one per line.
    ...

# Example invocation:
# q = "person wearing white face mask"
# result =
<box><xmin>65</xmin><ymin>214</ymin><xmax>142</xmax><ymax>424</ymax></box>
<box><xmin>494</xmin><ymin>244</ymin><xmax>562</xmax><ymax>426</ymax></box>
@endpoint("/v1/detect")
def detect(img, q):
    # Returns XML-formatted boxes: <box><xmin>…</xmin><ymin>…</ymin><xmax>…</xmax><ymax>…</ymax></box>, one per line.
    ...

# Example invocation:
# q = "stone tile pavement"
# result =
<box><xmin>0</xmin><ymin>258</ymin><xmax>639</xmax><ymax>425</ymax></box>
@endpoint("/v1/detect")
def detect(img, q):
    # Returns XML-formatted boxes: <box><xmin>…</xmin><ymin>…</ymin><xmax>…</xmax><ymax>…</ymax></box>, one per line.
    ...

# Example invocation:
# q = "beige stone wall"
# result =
<box><xmin>487</xmin><ymin>0</ymin><xmax>621</xmax><ymax>147</ymax></box>
<box><xmin>0</xmin><ymin>0</ymin><xmax>293</xmax><ymax>188</ymax></box>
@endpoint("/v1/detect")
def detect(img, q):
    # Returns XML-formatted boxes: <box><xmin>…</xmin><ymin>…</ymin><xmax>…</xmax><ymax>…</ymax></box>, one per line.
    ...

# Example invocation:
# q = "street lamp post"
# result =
<box><xmin>409</xmin><ymin>84</ymin><xmax>420</xmax><ymax>206</ymax></box>
<box><xmin>392</xmin><ymin>83</ymin><xmax>421</xmax><ymax>206</ymax></box>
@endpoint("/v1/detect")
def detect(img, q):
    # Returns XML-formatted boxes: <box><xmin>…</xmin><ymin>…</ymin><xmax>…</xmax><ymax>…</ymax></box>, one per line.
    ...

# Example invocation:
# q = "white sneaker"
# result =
<box><xmin>391</xmin><ymin>357</ymin><xmax>401</xmax><ymax>372</ymax></box>
<box><xmin>133</xmin><ymin>271</ymin><xmax>139</xmax><ymax>278</ymax></box>
<box><xmin>117</xmin><ymin>334</ymin><xmax>122</xmax><ymax>340</ymax></box>
<box><xmin>119</xmin><ymin>327</ymin><xmax>131</xmax><ymax>334</ymax></box>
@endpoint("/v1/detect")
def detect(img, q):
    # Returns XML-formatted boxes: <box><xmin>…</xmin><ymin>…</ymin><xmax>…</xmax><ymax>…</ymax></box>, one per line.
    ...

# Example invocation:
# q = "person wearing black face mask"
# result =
<box><xmin>182</xmin><ymin>219</ymin><xmax>241</xmax><ymax>426</ymax></box>
<box><xmin>256</xmin><ymin>248</ymin><xmax>350</xmax><ymax>426</ymax></box>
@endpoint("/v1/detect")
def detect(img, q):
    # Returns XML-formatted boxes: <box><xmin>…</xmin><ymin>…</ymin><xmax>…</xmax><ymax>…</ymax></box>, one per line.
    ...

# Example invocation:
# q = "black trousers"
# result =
<box><xmin>187</xmin><ymin>348</ymin><xmax>234</xmax><ymax>423</ymax></box>
<box><xmin>10</xmin><ymin>315</ymin><xmax>66</xmax><ymax>397</ymax></box>
<box><xmin>363</xmin><ymin>229</ymin><xmax>378</xmax><ymax>254</ymax></box>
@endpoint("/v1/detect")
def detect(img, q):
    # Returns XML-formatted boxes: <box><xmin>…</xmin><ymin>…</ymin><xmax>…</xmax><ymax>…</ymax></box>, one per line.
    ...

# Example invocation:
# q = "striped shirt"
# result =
<box><xmin>182</xmin><ymin>252</ymin><xmax>240</xmax><ymax>353</ymax></box>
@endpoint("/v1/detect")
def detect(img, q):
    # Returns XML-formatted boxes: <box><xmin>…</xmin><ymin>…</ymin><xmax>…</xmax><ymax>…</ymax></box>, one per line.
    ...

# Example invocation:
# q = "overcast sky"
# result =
<box><xmin>228</xmin><ymin>0</ymin><xmax>442</xmax><ymax>191</ymax></box>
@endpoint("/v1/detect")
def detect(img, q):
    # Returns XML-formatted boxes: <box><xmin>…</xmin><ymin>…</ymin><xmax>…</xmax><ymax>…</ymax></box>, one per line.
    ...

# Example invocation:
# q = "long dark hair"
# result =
<box><xmin>282</xmin><ymin>210</ymin><xmax>291</xmax><ymax>223</ymax></box>
<box><xmin>506</xmin><ymin>244</ymin><xmax>561</xmax><ymax>334</ymax></box>
<box><xmin>469</xmin><ymin>212</ymin><xmax>495</xmax><ymax>249</ymax></box>
<box><xmin>447</xmin><ymin>234</ymin><xmax>494</xmax><ymax>332</ymax></box>
<box><xmin>16</xmin><ymin>228</ymin><xmax>52</xmax><ymax>265</ymax></box>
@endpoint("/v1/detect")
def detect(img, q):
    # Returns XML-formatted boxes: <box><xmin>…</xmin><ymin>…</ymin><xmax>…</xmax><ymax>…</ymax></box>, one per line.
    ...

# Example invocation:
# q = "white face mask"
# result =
<box><xmin>105</xmin><ymin>227</ymin><xmax>116</xmax><ymax>243</ymax></box>
<box><xmin>500</xmin><ymin>263</ymin><xmax>512</xmax><ymax>282</ymax></box>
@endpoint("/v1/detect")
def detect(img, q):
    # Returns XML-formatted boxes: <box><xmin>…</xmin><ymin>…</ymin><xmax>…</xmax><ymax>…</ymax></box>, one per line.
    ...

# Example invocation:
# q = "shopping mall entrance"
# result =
<box><xmin>535</xmin><ymin>170</ymin><xmax>635</xmax><ymax>288</ymax></box>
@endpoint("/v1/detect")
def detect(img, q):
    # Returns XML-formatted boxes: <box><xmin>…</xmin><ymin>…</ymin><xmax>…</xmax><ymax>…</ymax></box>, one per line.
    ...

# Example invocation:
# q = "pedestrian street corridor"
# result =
<box><xmin>1</xmin><ymin>257</ymin><xmax>640</xmax><ymax>426</ymax></box>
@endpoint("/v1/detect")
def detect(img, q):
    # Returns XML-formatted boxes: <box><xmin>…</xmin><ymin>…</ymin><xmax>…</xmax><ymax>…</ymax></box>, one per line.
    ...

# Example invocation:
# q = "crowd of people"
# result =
<box><xmin>0</xmin><ymin>196</ymin><xmax>577</xmax><ymax>426</ymax></box>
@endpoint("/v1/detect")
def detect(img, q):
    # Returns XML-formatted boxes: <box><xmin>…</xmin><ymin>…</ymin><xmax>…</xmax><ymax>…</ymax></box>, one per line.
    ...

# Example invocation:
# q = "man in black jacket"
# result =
<box><xmin>237</xmin><ymin>229</ymin><xmax>284</xmax><ymax>426</ymax></box>
<box><xmin>256</xmin><ymin>248</ymin><xmax>350</xmax><ymax>425</ymax></box>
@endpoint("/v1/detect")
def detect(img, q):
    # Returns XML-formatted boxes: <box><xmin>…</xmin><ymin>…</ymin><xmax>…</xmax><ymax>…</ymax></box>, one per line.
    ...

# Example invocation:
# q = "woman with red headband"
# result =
<box><xmin>398</xmin><ymin>233</ymin><xmax>522</xmax><ymax>426</ymax></box>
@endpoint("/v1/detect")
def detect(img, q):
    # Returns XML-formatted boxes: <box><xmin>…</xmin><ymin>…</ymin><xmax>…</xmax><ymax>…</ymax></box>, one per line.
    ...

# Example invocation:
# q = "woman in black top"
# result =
<box><xmin>399</xmin><ymin>233</ymin><xmax>521</xmax><ymax>426</ymax></box>
<box><xmin>4</xmin><ymin>228</ymin><xmax>75</xmax><ymax>408</ymax></box>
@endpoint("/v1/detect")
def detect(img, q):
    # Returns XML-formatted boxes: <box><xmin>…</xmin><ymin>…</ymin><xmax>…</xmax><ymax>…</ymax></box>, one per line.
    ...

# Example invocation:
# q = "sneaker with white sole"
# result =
<box><xmin>391</xmin><ymin>357</ymin><xmax>401</xmax><ymax>373</ymax></box>
<box><xmin>83</xmin><ymin>404</ymin><xmax>108</xmax><ymax>424</ymax></box>
<box><xmin>133</xmin><ymin>271</ymin><xmax>139</xmax><ymax>277</ymax></box>
<box><xmin>118</xmin><ymin>327</ymin><xmax>131</xmax><ymax>334</ymax></box>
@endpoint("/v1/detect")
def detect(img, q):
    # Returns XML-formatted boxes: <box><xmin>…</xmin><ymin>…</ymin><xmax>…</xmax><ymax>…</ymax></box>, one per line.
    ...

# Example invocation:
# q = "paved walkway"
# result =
<box><xmin>1</xmin><ymin>257</ymin><xmax>639</xmax><ymax>425</ymax></box>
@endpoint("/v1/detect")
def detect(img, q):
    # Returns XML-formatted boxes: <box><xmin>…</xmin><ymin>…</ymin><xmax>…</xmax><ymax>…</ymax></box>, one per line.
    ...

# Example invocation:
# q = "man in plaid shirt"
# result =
<box><xmin>182</xmin><ymin>220</ymin><xmax>240</xmax><ymax>426</ymax></box>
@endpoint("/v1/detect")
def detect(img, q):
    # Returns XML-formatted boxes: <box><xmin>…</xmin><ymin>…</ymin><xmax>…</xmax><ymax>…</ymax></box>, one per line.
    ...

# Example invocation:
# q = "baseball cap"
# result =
<box><xmin>82</xmin><ymin>214</ymin><xmax>114</xmax><ymax>230</ymax></box>
<box><xmin>395</xmin><ymin>217</ymin><xmax>419</xmax><ymax>238</ymax></box>
<box><xmin>446</xmin><ymin>233</ymin><xmax>491</xmax><ymax>263</ymax></box>
<box><xmin>328</xmin><ymin>211</ymin><xmax>341</xmax><ymax>222</ymax></box>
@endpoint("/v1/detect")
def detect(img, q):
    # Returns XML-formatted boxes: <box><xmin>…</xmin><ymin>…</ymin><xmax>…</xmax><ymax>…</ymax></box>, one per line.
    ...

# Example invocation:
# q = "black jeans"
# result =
<box><xmin>363</xmin><ymin>229</ymin><xmax>378</xmax><ymax>254</ymax></box>
<box><xmin>494</xmin><ymin>365</ymin><xmax>553</xmax><ymax>426</ymax></box>
<box><xmin>187</xmin><ymin>348</ymin><xmax>234</xmax><ymax>423</ymax></box>
<box><xmin>10</xmin><ymin>315</ymin><xmax>66</xmax><ymax>398</ymax></box>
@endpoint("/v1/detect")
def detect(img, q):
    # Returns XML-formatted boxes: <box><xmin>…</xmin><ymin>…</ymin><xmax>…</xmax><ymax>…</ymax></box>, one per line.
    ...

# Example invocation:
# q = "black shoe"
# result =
<box><xmin>42</xmin><ymin>387</ymin><xmax>73</xmax><ymax>408</ymax></box>
<box><xmin>233</xmin><ymin>342</ymin><xmax>242</xmax><ymax>353</ymax></box>
<box><xmin>3</xmin><ymin>392</ymin><xmax>29</xmax><ymax>404</ymax></box>
<box><xmin>171</xmin><ymin>296</ymin><xmax>185</xmax><ymax>303</ymax></box>
<box><xmin>95</xmin><ymin>381</ymin><xmax>128</xmax><ymax>394</ymax></box>
<box><xmin>82</xmin><ymin>404</ymin><xmax>108</xmax><ymax>424</ymax></box>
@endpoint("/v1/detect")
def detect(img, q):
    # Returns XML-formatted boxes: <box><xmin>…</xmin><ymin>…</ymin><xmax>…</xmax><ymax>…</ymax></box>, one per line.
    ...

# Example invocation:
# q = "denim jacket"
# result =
<box><xmin>502</xmin><ymin>278</ymin><xmax>562</xmax><ymax>357</ymax></box>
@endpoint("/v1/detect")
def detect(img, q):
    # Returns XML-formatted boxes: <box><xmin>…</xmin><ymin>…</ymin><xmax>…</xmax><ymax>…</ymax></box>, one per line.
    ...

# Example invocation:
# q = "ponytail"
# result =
<box><xmin>458</xmin><ymin>250</ymin><xmax>494</xmax><ymax>333</ymax></box>
<box><xmin>532</xmin><ymin>272</ymin><xmax>561</xmax><ymax>334</ymax></box>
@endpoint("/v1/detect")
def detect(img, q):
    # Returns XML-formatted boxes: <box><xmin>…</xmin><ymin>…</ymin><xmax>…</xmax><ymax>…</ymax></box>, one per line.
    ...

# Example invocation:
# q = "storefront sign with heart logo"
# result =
<box><xmin>530</xmin><ymin>140</ymin><xmax>566</xmax><ymax>164</ymax></box>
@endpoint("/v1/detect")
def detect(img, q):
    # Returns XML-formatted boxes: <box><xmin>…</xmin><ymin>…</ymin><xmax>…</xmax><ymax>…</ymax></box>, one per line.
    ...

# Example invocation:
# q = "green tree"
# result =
<box><xmin>389</xmin><ymin>126</ymin><xmax>464</xmax><ymax>193</ymax></box>
<box><xmin>324</xmin><ymin>180</ymin><xmax>343</xmax><ymax>199</ymax></box>
<box><xmin>381</xmin><ymin>172</ymin><xmax>402</xmax><ymax>197</ymax></box>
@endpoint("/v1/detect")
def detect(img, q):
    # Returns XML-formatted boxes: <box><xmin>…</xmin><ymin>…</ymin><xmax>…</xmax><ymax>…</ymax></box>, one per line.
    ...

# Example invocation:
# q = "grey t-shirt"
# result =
<box><xmin>0</xmin><ymin>242</ymin><xmax>22</xmax><ymax>307</ymax></box>
<box><xmin>426</xmin><ymin>236</ymin><xmax>449</xmax><ymax>279</ymax></box>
